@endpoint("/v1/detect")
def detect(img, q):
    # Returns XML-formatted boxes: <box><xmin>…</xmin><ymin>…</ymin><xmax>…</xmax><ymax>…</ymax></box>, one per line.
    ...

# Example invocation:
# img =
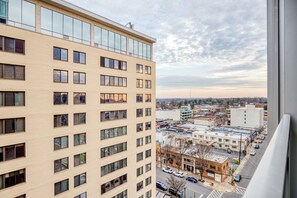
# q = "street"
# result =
<box><xmin>236</xmin><ymin>134</ymin><xmax>270</xmax><ymax>188</ymax></box>
<box><xmin>156</xmin><ymin>133</ymin><xmax>271</xmax><ymax>197</ymax></box>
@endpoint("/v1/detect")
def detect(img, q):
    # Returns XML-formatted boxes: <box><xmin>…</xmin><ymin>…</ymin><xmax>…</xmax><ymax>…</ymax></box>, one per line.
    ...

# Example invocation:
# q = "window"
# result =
<box><xmin>53</xmin><ymin>47</ymin><xmax>68</xmax><ymax>61</ymax></box>
<box><xmin>136</xmin><ymin>94</ymin><xmax>143</xmax><ymax>102</ymax></box>
<box><xmin>146</xmin><ymin>190</ymin><xmax>152</xmax><ymax>198</ymax></box>
<box><xmin>100</xmin><ymin>75</ymin><xmax>127</xmax><ymax>87</ymax></box>
<box><xmin>127</xmin><ymin>38</ymin><xmax>152</xmax><ymax>60</ymax></box>
<box><xmin>145</xmin><ymin>136</ymin><xmax>151</xmax><ymax>144</ymax></box>
<box><xmin>0</xmin><ymin>169</ymin><xmax>25</xmax><ymax>190</ymax></box>
<box><xmin>0</xmin><ymin>92</ymin><xmax>25</xmax><ymax>106</ymax></box>
<box><xmin>137</xmin><ymin>181</ymin><xmax>143</xmax><ymax>191</ymax></box>
<box><xmin>74</xmin><ymin>192</ymin><xmax>87</xmax><ymax>198</ymax></box>
<box><xmin>100</xmin><ymin>57</ymin><xmax>127</xmax><ymax>71</ymax></box>
<box><xmin>53</xmin><ymin>92</ymin><xmax>68</xmax><ymax>105</ymax></box>
<box><xmin>100</xmin><ymin>110</ymin><xmax>127</xmax><ymax>122</ymax></box>
<box><xmin>54</xmin><ymin>114</ymin><xmax>68</xmax><ymax>127</ymax></box>
<box><xmin>145</xmin><ymin>122</ymin><xmax>151</xmax><ymax>130</ymax></box>
<box><xmin>74</xmin><ymin>173</ymin><xmax>86</xmax><ymax>187</ymax></box>
<box><xmin>73</xmin><ymin>51</ymin><xmax>86</xmax><ymax>64</ymax></box>
<box><xmin>54</xmin><ymin>136</ymin><xmax>68</xmax><ymax>150</ymax></box>
<box><xmin>41</xmin><ymin>8</ymin><xmax>90</xmax><ymax>44</ymax></box>
<box><xmin>145</xmin><ymin>94</ymin><xmax>151</xmax><ymax>102</ymax></box>
<box><xmin>137</xmin><ymin>123</ymin><xmax>143</xmax><ymax>132</ymax></box>
<box><xmin>74</xmin><ymin>92</ymin><xmax>86</xmax><ymax>104</ymax></box>
<box><xmin>145</xmin><ymin>176</ymin><xmax>152</xmax><ymax>186</ymax></box>
<box><xmin>145</xmin><ymin>108</ymin><xmax>152</xmax><ymax>116</ymax></box>
<box><xmin>73</xmin><ymin>72</ymin><xmax>86</xmax><ymax>84</ymax></box>
<box><xmin>137</xmin><ymin>152</ymin><xmax>143</xmax><ymax>162</ymax></box>
<box><xmin>101</xmin><ymin>174</ymin><xmax>127</xmax><ymax>195</ymax></box>
<box><xmin>136</xmin><ymin>79</ymin><xmax>143</xmax><ymax>88</ymax></box>
<box><xmin>74</xmin><ymin>113</ymin><xmax>86</xmax><ymax>125</ymax></box>
<box><xmin>136</xmin><ymin>64</ymin><xmax>143</xmax><ymax>73</ymax></box>
<box><xmin>0</xmin><ymin>117</ymin><xmax>25</xmax><ymax>134</ymax></box>
<box><xmin>54</xmin><ymin>157</ymin><xmax>68</xmax><ymax>173</ymax></box>
<box><xmin>136</xmin><ymin>109</ymin><xmax>143</xmax><ymax>117</ymax></box>
<box><xmin>137</xmin><ymin>167</ymin><xmax>143</xmax><ymax>177</ymax></box>
<box><xmin>145</xmin><ymin>163</ymin><xmax>151</xmax><ymax>172</ymax></box>
<box><xmin>145</xmin><ymin>66</ymin><xmax>151</xmax><ymax>75</ymax></box>
<box><xmin>136</xmin><ymin>138</ymin><xmax>143</xmax><ymax>147</ymax></box>
<box><xmin>74</xmin><ymin>133</ymin><xmax>86</xmax><ymax>146</ymax></box>
<box><xmin>53</xmin><ymin>69</ymin><xmax>68</xmax><ymax>83</ymax></box>
<box><xmin>101</xmin><ymin>158</ymin><xmax>127</xmax><ymax>176</ymax></box>
<box><xmin>0</xmin><ymin>143</ymin><xmax>25</xmax><ymax>162</ymax></box>
<box><xmin>210</xmin><ymin>165</ymin><xmax>216</xmax><ymax>170</ymax></box>
<box><xmin>101</xmin><ymin>142</ymin><xmax>127</xmax><ymax>158</ymax></box>
<box><xmin>74</xmin><ymin>153</ymin><xmax>86</xmax><ymax>166</ymax></box>
<box><xmin>0</xmin><ymin>64</ymin><xmax>25</xmax><ymax>80</ymax></box>
<box><xmin>0</xmin><ymin>36</ymin><xmax>25</xmax><ymax>54</ymax></box>
<box><xmin>100</xmin><ymin>126</ymin><xmax>127</xmax><ymax>140</ymax></box>
<box><xmin>54</xmin><ymin>179</ymin><xmax>69</xmax><ymax>195</ymax></box>
<box><xmin>145</xmin><ymin>80</ymin><xmax>152</xmax><ymax>89</ymax></box>
<box><xmin>112</xmin><ymin>190</ymin><xmax>127</xmax><ymax>198</ymax></box>
<box><xmin>145</xmin><ymin>149</ymin><xmax>151</xmax><ymax>158</ymax></box>
<box><xmin>94</xmin><ymin>25</ymin><xmax>127</xmax><ymax>54</ymax></box>
<box><xmin>100</xmin><ymin>93</ymin><xmax>127</xmax><ymax>103</ymax></box>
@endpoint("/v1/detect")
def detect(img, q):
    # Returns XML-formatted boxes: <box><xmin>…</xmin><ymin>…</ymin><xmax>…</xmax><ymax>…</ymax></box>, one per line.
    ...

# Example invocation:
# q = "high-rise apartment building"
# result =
<box><xmin>0</xmin><ymin>0</ymin><xmax>156</xmax><ymax>197</ymax></box>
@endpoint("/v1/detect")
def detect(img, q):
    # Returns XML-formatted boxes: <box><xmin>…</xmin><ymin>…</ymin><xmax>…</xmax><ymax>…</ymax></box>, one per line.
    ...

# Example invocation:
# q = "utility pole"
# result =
<box><xmin>239</xmin><ymin>133</ymin><xmax>242</xmax><ymax>164</ymax></box>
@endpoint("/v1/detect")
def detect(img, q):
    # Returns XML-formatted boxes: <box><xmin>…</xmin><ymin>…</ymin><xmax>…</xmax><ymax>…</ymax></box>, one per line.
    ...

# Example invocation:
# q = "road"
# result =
<box><xmin>236</xmin><ymin>134</ymin><xmax>270</xmax><ymax>188</ymax></box>
<box><xmin>156</xmin><ymin>168</ymin><xmax>212</xmax><ymax>198</ymax></box>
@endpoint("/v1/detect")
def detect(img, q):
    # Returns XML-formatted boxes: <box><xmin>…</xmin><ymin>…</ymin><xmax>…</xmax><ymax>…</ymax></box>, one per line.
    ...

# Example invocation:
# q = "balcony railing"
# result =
<box><xmin>243</xmin><ymin>114</ymin><xmax>290</xmax><ymax>198</ymax></box>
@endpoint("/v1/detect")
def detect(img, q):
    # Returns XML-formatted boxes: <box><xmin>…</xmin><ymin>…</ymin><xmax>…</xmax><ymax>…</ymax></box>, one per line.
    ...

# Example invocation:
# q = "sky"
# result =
<box><xmin>67</xmin><ymin>0</ymin><xmax>267</xmax><ymax>98</ymax></box>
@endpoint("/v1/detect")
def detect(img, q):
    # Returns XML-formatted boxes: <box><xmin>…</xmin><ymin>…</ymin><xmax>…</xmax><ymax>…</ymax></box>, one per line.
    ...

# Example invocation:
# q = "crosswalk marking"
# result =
<box><xmin>207</xmin><ymin>190</ymin><xmax>223</xmax><ymax>198</ymax></box>
<box><xmin>234</xmin><ymin>187</ymin><xmax>246</xmax><ymax>195</ymax></box>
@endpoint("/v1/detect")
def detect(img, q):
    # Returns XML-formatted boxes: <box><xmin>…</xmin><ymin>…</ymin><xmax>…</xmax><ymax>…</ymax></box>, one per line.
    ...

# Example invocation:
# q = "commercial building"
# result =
<box><xmin>156</xmin><ymin>109</ymin><xmax>181</xmax><ymax>121</ymax></box>
<box><xmin>180</xmin><ymin>105</ymin><xmax>193</xmax><ymax>121</ymax></box>
<box><xmin>0</xmin><ymin>0</ymin><xmax>155</xmax><ymax>198</ymax></box>
<box><xmin>156</xmin><ymin>145</ymin><xmax>229</xmax><ymax>183</ymax></box>
<box><xmin>192</xmin><ymin>130</ymin><xmax>250</xmax><ymax>152</ymax></box>
<box><xmin>230</xmin><ymin>104</ymin><xmax>264</xmax><ymax>128</ymax></box>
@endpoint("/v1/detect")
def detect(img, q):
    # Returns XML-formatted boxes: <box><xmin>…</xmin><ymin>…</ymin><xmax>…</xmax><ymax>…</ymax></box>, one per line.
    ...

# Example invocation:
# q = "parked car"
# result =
<box><xmin>186</xmin><ymin>177</ymin><xmax>198</xmax><ymax>183</ymax></box>
<box><xmin>156</xmin><ymin>181</ymin><xmax>168</xmax><ymax>191</ymax></box>
<box><xmin>168</xmin><ymin>187</ymin><xmax>183</xmax><ymax>198</ymax></box>
<box><xmin>234</xmin><ymin>174</ymin><xmax>242</xmax><ymax>182</ymax></box>
<box><xmin>162</xmin><ymin>167</ymin><xmax>173</xmax><ymax>174</ymax></box>
<box><xmin>250</xmin><ymin>150</ymin><xmax>256</xmax><ymax>156</ymax></box>
<box><xmin>254</xmin><ymin>144</ymin><xmax>260</xmax><ymax>149</ymax></box>
<box><xmin>173</xmin><ymin>171</ymin><xmax>185</xmax><ymax>178</ymax></box>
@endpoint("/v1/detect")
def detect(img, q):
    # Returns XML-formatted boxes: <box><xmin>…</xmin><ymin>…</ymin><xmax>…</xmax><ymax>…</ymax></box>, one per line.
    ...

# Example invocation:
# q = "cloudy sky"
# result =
<box><xmin>68</xmin><ymin>0</ymin><xmax>267</xmax><ymax>98</ymax></box>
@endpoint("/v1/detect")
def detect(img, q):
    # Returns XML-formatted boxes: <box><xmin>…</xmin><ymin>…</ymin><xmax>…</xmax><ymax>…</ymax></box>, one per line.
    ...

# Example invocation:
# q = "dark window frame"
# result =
<box><xmin>53</xmin><ymin>47</ymin><xmax>68</xmax><ymax>61</ymax></box>
<box><xmin>73</xmin><ymin>51</ymin><xmax>86</xmax><ymax>64</ymax></box>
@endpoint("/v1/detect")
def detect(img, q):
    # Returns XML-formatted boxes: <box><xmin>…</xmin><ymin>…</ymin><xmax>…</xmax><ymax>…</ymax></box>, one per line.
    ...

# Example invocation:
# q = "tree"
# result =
<box><xmin>156</xmin><ymin>142</ymin><xmax>163</xmax><ymax>168</ymax></box>
<box><xmin>175</xmin><ymin>137</ymin><xmax>191</xmax><ymax>172</ymax></box>
<box><xmin>164</xmin><ymin>135</ymin><xmax>175</xmax><ymax>167</ymax></box>
<box><xmin>166</xmin><ymin>175</ymin><xmax>186</xmax><ymax>193</ymax></box>
<box><xmin>193</xmin><ymin>143</ymin><xmax>213</xmax><ymax>180</ymax></box>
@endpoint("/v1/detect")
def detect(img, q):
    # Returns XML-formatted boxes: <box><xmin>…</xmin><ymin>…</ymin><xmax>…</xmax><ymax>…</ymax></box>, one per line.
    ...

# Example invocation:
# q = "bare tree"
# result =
<box><xmin>175</xmin><ymin>137</ymin><xmax>191</xmax><ymax>172</ymax></box>
<box><xmin>193</xmin><ymin>142</ymin><xmax>213</xmax><ymax>180</ymax></box>
<box><xmin>164</xmin><ymin>134</ymin><xmax>174</xmax><ymax>167</ymax></box>
<box><xmin>166</xmin><ymin>175</ymin><xmax>186</xmax><ymax>193</ymax></box>
<box><xmin>156</xmin><ymin>142</ymin><xmax>163</xmax><ymax>168</ymax></box>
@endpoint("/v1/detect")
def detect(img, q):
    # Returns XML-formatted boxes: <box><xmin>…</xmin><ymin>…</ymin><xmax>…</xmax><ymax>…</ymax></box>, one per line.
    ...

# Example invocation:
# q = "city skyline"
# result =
<box><xmin>67</xmin><ymin>0</ymin><xmax>267</xmax><ymax>98</ymax></box>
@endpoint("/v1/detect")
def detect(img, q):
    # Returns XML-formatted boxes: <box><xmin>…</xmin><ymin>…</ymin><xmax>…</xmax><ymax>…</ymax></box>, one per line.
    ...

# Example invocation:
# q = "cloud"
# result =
<box><xmin>157</xmin><ymin>74</ymin><xmax>266</xmax><ymax>89</ymax></box>
<box><xmin>67</xmin><ymin>0</ymin><xmax>267</xmax><ymax>97</ymax></box>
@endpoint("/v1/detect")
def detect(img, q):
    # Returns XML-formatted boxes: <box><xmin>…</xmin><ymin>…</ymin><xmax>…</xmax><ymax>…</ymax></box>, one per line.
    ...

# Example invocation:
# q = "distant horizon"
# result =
<box><xmin>156</xmin><ymin>96</ymin><xmax>267</xmax><ymax>100</ymax></box>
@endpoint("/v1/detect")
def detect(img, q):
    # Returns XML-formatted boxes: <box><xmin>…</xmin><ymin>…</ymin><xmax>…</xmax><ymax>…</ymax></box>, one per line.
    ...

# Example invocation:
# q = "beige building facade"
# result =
<box><xmin>0</xmin><ymin>0</ymin><xmax>156</xmax><ymax>198</ymax></box>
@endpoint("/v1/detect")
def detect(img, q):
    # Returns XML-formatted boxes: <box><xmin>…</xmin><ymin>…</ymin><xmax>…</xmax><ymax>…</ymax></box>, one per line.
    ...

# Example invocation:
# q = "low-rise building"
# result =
<box><xmin>156</xmin><ymin>105</ymin><xmax>193</xmax><ymax>122</ymax></box>
<box><xmin>192</xmin><ymin>130</ymin><xmax>250</xmax><ymax>152</ymax></box>
<box><xmin>157</xmin><ymin>145</ymin><xmax>229</xmax><ymax>182</ymax></box>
